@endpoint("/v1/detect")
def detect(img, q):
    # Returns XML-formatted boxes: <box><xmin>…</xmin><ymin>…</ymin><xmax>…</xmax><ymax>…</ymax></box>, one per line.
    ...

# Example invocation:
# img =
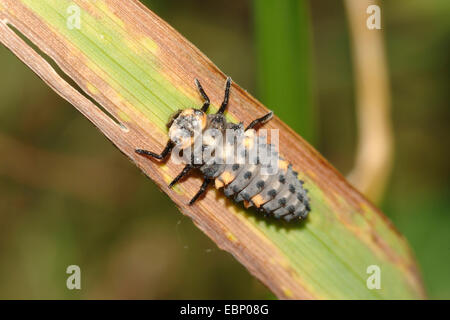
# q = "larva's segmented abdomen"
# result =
<box><xmin>200</xmin><ymin>118</ymin><xmax>310</xmax><ymax>222</ymax></box>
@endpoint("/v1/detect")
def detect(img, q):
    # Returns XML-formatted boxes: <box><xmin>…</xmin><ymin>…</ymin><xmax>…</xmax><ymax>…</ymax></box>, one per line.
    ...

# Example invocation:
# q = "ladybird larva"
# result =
<box><xmin>136</xmin><ymin>77</ymin><xmax>311</xmax><ymax>222</ymax></box>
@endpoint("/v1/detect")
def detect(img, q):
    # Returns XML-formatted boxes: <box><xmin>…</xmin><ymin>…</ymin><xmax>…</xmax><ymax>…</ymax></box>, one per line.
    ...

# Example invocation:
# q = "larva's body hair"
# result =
<box><xmin>136</xmin><ymin>77</ymin><xmax>311</xmax><ymax>222</ymax></box>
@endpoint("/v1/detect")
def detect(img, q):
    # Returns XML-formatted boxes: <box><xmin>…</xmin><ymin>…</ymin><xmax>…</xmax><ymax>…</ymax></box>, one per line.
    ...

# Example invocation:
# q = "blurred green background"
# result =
<box><xmin>0</xmin><ymin>0</ymin><xmax>448</xmax><ymax>299</ymax></box>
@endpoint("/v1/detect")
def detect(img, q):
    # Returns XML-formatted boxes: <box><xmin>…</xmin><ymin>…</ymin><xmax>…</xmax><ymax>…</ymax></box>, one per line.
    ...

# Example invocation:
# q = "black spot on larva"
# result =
<box><xmin>300</xmin><ymin>210</ymin><xmax>308</xmax><ymax>219</ymax></box>
<box><xmin>242</xmin><ymin>193</ymin><xmax>250</xmax><ymax>201</ymax></box>
<box><xmin>288</xmin><ymin>205</ymin><xmax>296</xmax><ymax>213</ymax></box>
<box><xmin>279</xmin><ymin>175</ymin><xmax>286</xmax><ymax>183</ymax></box>
<box><xmin>305</xmin><ymin>202</ymin><xmax>311</xmax><ymax>211</ymax></box>
<box><xmin>244</xmin><ymin>171</ymin><xmax>252</xmax><ymax>179</ymax></box>
<box><xmin>293</xmin><ymin>171</ymin><xmax>298</xmax><ymax>177</ymax></box>
<box><xmin>232</xmin><ymin>164</ymin><xmax>240</xmax><ymax>171</ymax></box>
<box><xmin>268</xmin><ymin>189</ymin><xmax>277</xmax><ymax>198</ymax></box>
<box><xmin>300</xmin><ymin>180</ymin><xmax>304</xmax><ymax>185</ymax></box>
<box><xmin>256</xmin><ymin>180</ymin><xmax>265</xmax><ymax>189</ymax></box>
<box><xmin>230</xmin><ymin>123</ymin><xmax>242</xmax><ymax>130</ymax></box>
<box><xmin>297</xmin><ymin>193</ymin><xmax>304</xmax><ymax>201</ymax></box>
<box><xmin>202</xmin><ymin>166</ymin><xmax>217</xmax><ymax>178</ymax></box>
<box><xmin>233</xmin><ymin>185</ymin><xmax>240</xmax><ymax>193</ymax></box>
<box><xmin>278</xmin><ymin>198</ymin><xmax>287</xmax><ymax>206</ymax></box>
<box><xmin>289</xmin><ymin>184</ymin><xmax>295</xmax><ymax>193</ymax></box>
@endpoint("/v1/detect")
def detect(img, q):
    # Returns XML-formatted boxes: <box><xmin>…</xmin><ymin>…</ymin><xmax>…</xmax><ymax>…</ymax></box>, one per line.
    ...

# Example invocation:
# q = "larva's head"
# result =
<box><xmin>167</xmin><ymin>108</ymin><xmax>207</xmax><ymax>147</ymax></box>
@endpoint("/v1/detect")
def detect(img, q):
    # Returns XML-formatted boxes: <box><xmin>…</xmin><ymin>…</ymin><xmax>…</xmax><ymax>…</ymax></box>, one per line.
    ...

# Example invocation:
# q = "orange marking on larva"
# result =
<box><xmin>278</xmin><ymin>160</ymin><xmax>289</xmax><ymax>171</ymax></box>
<box><xmin>243</xmin><ymin>129</ymin><xmax>256</xmax><ymax>149</ymax></box>
<box><xmin>251</xmin><ymin>194</ymin><xmax>265</xmax><ymax>208</ymax></box>
<box><xmin>220</xmin><ymin>171</ymin><xmax>235</xmax><ymax>185</ymax></box>
<box><xmin>244</xmin><ymin>136</ymin><xmax>254</xmax><ymax>149</ymax></box>
<box><xmin>243</xmin><ymin>200</ymin><xmax>251</xmax><ymax>208</ymax></box>
<box><xmin>215</xmin><ymin>178</ymin><xmax>225</xmax><ymax>189</ymax></box>
<box><xmin>181</xmin><ymin>108</ymin><xmax>195</xmax><ymax>116</ymax></box>
<box><xmin>245</xmin><ymin>129</ymin><xmax>256</xmax><ymax>136</ymax></box>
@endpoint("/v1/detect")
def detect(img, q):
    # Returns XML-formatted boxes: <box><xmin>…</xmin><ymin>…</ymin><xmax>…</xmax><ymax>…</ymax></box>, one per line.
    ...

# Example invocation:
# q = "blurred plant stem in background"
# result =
<box><xmin>344</xmin><ymin>0</ymin><xmax>393</xmax><ymax>203</ymax></box>
<box><xmin>252</xmin><ymin>0</ymin><xmax>315</xmax><ymax>144</ymax></box>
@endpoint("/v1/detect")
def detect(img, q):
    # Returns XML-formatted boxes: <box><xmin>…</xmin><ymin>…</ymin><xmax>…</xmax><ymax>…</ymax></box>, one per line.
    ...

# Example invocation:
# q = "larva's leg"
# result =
<box><xmin>195</xmin><ymin>79</ymin><xmax>211</xmax><ymax>112</ymax></box>
<box><xmin>217</xmin><ymin>77</ymin><xmax>232</xmax><ymax>114</ymax></box>
<box><xmin>245</xmin><ymin>111</ymin><xmax>274</xmax><ymax>131</ymax></box>
<box><xmin>135</xmin><ymin>141</ymin><xmax>174</xmax><ymax>160</ymax></box>
<box><xmin>189</xmin><ymin>178</ymin><xmax>212</xmax><ymax>205</ymax></box>
<box><xmin>169</xmin><ymin>164</ymin><xmax>193</xmax><ymax>188</ymax></box>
